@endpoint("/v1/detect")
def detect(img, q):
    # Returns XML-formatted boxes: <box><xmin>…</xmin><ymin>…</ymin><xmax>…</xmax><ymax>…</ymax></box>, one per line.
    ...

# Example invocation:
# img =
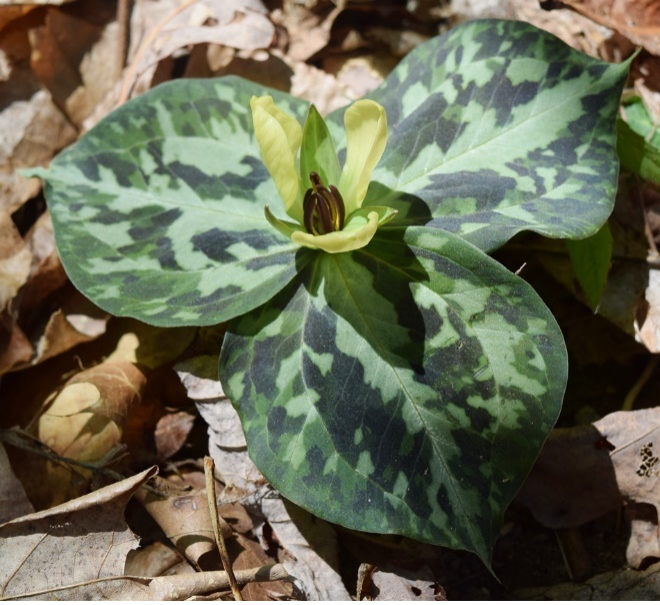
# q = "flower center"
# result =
<box><xmin>302</xmin><ymin>172</ymin><xmax>345</xmax><ymax>236</ymax></box>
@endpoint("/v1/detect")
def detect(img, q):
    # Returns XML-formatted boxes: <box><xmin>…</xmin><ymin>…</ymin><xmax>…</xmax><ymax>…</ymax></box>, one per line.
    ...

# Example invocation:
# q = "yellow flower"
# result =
<box><xmin>251</xmin><ymin>95</ymin><xmax>395</xmax><ymax>253</ymax></box>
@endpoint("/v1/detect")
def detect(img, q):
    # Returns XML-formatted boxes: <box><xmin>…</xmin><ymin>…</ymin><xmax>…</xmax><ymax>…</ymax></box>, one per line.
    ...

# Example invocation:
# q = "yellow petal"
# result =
<box><xmin>291</xmin><ymin>211</ymin><xmax>380</xmax><ymax>253</ymax></box>
<box><xmin>250</xmin><ymin>96</ymin><xmax>303</xmax><ymax>222</ymax></box>
<box><xmin>338</xmin><ymin>100</ymin><xmax>387</xmax><ymax>216</ymax></box>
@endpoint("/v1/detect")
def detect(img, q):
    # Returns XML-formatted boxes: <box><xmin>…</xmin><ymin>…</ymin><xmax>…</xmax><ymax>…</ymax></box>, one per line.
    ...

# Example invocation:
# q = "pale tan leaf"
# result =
<box><xmin>369</xmin><ymin>565</ymin><xmax>444</xmax><ymax>601</ymax></box>
<box><xmin>0</xmin><ymin>466</ymin><xmax>156</xmax><ymax>599</ymax></box>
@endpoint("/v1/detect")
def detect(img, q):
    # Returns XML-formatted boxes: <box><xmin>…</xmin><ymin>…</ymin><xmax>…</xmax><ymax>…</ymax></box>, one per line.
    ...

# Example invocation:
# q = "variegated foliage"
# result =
<box><xmin>32</xmin><ymin>20</ymin><xmax>629</xmax><ymax>562</ymax></box>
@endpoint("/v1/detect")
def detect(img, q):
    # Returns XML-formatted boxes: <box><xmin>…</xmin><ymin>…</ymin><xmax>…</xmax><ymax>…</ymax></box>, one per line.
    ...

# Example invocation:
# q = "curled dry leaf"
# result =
<box><xmin>125</xmin><ymin>541</ymin><xmax>195</xmax><ymax>577</ymax></box>
<box><xmin>0</xmin><ymin>466</ymin><xmax>156</xmax><ymax>600</ymax></box>
<box><xmin>517</xmin><ymin>407</ymin><xmax>660</xmax><ymax>567</ymax></box>
<box><xmin>517</xmin><ymin>561</ymin><xmax>660</xmax><ymax>600</ymax></box>
<box><xmin>177</xmin><ymin>355</ymin><xmax>351</xmax><ymax>600</ymax></box>
<box><xmin>19</xmin><ymin>360</ymin><xmax>149</xmax><ymax>508</ymax></box>
<box><xmin>0</xmin><ymin>442</ymin><xmax>34</xmax><ymax>524</ymax></box>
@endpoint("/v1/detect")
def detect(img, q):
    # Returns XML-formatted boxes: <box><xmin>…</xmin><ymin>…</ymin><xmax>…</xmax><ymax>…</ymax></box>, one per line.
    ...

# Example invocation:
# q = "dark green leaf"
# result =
<box><xmin>28</xmin><ymin>78</ymin><xmax>314</xmax><ymax>326</ymax></box>
<box><xmin>330</xmin><ymin>20</ymin><xmax>630</xmax><ymax>252</ymax></box>
<box><xmin>220</xmin><ymin>226</ymin><xmax>567</xmax><ymax>562</ymax></box>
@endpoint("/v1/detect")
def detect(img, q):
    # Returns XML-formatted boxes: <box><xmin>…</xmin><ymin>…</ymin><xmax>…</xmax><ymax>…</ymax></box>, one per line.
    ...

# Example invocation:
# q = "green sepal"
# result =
<box><xmin>300</xmin><ymin>104</ymin><xmax>341</xmax><ymax>189</ymax></box>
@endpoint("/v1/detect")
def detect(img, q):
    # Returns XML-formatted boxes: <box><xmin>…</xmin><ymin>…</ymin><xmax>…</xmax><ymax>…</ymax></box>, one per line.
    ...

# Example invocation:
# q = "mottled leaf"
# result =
<box><xmin>31</xmin><ymin>77</ymin><xmax>314</xmax><ymax>326</ymax></box>
<box><xmin>330</xmin><ymin>20</ymin><xmax>630</xmax><ymax>252</ymax></box>
<box><xmin>220</xmin><ymin>226</ymin><xmax>567</xmax><ymax>562</ymax></box>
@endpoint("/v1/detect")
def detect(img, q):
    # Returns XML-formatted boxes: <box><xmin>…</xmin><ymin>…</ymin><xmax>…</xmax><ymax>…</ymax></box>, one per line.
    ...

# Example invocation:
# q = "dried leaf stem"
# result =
<box><xmin>204</xmin><ymin>455</ymin><xmax>243</xmax><ymax>601</ymax></box>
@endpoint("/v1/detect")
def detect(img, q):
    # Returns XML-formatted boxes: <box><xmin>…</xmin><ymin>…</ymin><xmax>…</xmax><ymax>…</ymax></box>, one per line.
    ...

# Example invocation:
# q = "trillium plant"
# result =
<box><xmin>32</xmin><ymin>20</ymin><xmax>630</xmax><ymax>563</ymax></box>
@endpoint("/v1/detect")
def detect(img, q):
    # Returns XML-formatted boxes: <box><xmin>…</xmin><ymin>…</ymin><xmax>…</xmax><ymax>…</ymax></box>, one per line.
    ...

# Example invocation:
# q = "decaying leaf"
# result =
<box><xmin>16</xmin><ymin>360</ymin><xmax>150</xmax><ymax>508</ymax></box>
<box><xmin>517</xmin><ymin>407</ymin><xmax>660</xmax><ymax>567</ymax></box>
<box><xmin>517</xmin><ymin>560</ymin><xmax>660</xmax><ymax>600</ymax></box>
<box><xmin>0</xmin><ymin>466</ymin><xmax>156</xmax><ymax>599</ymax></box>
<box><xmin>177</xmin><ymin>355</ymin><xmax>351</xmax><ymax>600</ymax></box>
<box><xmin>0</xmin><ymin>442</ymin><xmax>34</xmax><ymax>524</ymax></box>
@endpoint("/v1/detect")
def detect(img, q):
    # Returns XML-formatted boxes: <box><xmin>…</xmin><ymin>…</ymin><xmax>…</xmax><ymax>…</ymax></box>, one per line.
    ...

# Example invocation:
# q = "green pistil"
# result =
<box><xmin>303</xmin><ymin>172</ymin><xmax>346</xmax><ymax>235</ymax></box>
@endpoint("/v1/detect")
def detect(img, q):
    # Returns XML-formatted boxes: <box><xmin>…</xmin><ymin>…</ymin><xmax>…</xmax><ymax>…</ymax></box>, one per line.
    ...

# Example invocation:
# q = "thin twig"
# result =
<box><xmin>118</xmin><ymin>0</ymin><xmax>198</xmax><ymax>105</ymax></box>
<box><xmin>116</xmin><ymin>0</ymin><xmax>132</xmax><ymax>81</ymax></box>
<box><xmin>0</xmin><ymin>428</ymin><xmax>165</xmax><ymax>497</ymax></box>
<box><xmin>204</xmin><ymin>456</ymin><xmax>243</xmax><ymax>601</ymax></box>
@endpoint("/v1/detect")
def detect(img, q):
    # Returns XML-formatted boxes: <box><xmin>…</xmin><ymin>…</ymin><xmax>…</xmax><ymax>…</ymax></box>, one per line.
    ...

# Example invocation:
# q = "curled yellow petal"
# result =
<box><xmin>250</xmin><ymin>96</ymin><xmax>303</xmax><ymax>222</ymax></box>
<box><xmin>291</xmin><ymin>211</ymin><xmax>380</xmax><ymax>254</ymax></box>
<box><xmin>338</xmin><ymin>100</ymin><xmax>388</xmax><ymax>216</ymax></box>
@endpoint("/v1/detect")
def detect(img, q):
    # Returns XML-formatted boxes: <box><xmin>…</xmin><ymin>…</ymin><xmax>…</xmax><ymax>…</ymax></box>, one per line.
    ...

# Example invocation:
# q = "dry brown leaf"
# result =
<box><xmin>546</xmin><ymin>0</ymin><xmax>660</xmax><ymax>56</ymax></box>
<box><xmin>0</xmin><ymin>442</ymin><xmax>34</xmax><ymax>524</ymax></box>
<box><xmin>367</xmin><ymin>565</ymin><xmax>444</xmax><ymax>601</ymax></box>
<box><xmin>0</xmin><ymin>466</ymin><xmax>156</xmax><ymax>599</ymax></box>
<box><xmin>0</xmin><ymin>23</ymin><xmax>77</xmax><ymax>214</ymax></box>
<box><xmin>517</xmin><ymin>560</ymin><xmax>660</xmax><ymax>600</ymax></box>
<box><xmin>0</xmin><ymin>309</ymin><xmax>32</xmax><ymax>376</ymax></box>
<box><xmin>29</xmin><ymin>3</ymin><xmax>121</xmax><ymax>126</ymax></box>
<box><xmin>178</xmin><ymin>355</ymin><xmax>350</xmax><ymax>600</ymax></box>
<box><xmin>278</xmin><ymin>0</ymin><xmax>346</xmax><ymax>62</ymax></box>
<box><xmin>517</xmin><ymin>407</ymin><xmax>660</xmax><ymax>567</ymax></box>
<box><xmin>0</xmin><ymin>211</ymin><xmax>31</xmax><ymax>309</ymax></box>
<box><xmin>232</xmin><ymin>534</ymin><xmax>294</xmax><ymax>600</ymax></box>
<box><xmin>154</xmin><ymin>410</ymin><xmax>195</xmax><ymax>459</ymax></box>
<box><xmin>17</xmin><ymin>211</ymin><xmax>68</xmax><ymax>324</ymax></box>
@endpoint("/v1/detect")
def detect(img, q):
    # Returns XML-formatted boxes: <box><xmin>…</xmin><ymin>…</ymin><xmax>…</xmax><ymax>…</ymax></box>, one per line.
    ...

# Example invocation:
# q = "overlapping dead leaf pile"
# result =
<box><xmin>0</xmin><ymin>0</ymin><xmax>660</xmax><ymax>600</ymax></box>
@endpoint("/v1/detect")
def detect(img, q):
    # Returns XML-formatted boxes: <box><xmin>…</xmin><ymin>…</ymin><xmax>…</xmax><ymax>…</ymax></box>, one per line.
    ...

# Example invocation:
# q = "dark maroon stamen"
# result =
<box><xmin>303</xmin><ymin>172</ymin><xmax>345</xmax><ymax>236</ymax></box>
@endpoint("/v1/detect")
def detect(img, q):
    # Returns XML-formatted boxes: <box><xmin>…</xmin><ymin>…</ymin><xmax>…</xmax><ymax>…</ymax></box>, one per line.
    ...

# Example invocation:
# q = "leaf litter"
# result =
<box><xmin>1</xmin><ymin>0</ymin><xmax>660</xmax><ymax>599</ymax></box>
